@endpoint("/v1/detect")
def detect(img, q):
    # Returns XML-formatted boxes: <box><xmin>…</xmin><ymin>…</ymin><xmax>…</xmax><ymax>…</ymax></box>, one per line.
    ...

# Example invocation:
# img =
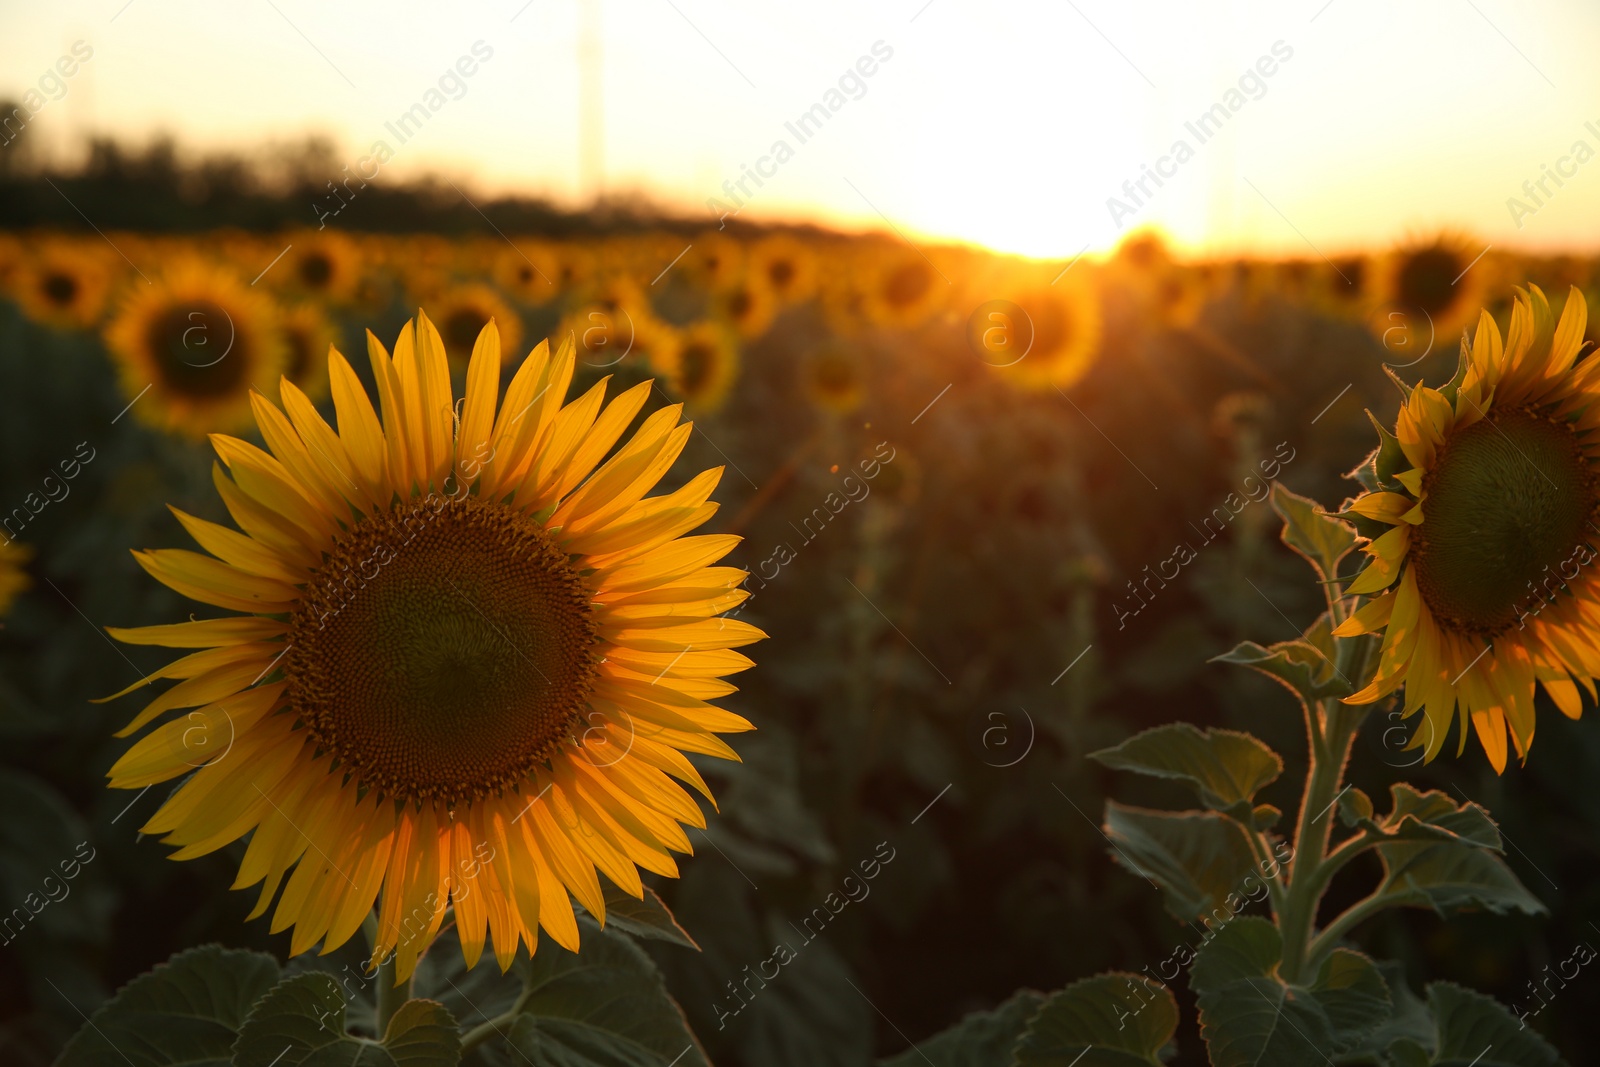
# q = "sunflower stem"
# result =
<box><xmin>374</xmin><ymin>952</ymin><xmax>411</xmax><ymax>1039</ymax></box>
<box><xmin>1278</xmin><ymin>698</ymin><xmax>1358</xmax><ymax>985</ymax></box>
<box><xmin>459</xmin><ymin>980</ymin><xmax>537</xmax><ymax>1054</ymax></box>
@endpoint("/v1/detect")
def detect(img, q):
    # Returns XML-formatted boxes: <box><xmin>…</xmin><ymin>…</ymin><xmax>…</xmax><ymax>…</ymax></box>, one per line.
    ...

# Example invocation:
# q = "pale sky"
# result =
<box><xmin>3</xmin><ymin>0</ymin><xmax>1599</xmax><ymax>259</ymax></box>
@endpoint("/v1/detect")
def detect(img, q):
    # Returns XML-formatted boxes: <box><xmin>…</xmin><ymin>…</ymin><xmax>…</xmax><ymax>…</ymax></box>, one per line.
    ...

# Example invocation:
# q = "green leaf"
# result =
<box><xmin>1377</xmin><ymin>784</ymin><xmax>1501</xmax><ymax>850</ymax></box>
<box><xmin>1376</xmin><ymin>835</ymin><xmax>1546</xmax><ymax>919</ymax></box>
<box><xmin>1367</xmin><ymin>411</ymin><xmax>1410</xmax><ymax>492</ymax></box>
<box><xmin>1089</xmin><ymin>723</ymin><xmax>1283</xmax><ymax>816</ymax></box>
<box><xmin>1191</xmin><ymin>919</ymin><xmax>1392</xmax><ymax>1066</ymax></box>
<box><xmin>1347</xmin><ymin>412</ymin><xmax>1410</xmax><ymax>494</ymax></box>
<box><xmin>504</xmin><ymin>921</ymin><xmax>710</xmax><ymax>1066</ymax></box>
<box><xmin>1357</xmin><ymin>961</ymin><xmax>1434</xmax><ymax>1056</ymax></box>
<box><xmin>1102</xmin><ymin>803</ymin><xmax>1262</xmax><ymax>923</ymax></box>
<box><xmin>591</xmin><ymin>883</ymin><xmax>699</xmax><ymax>950</ymax></box>
<box><xmin>1271</xmin><ymin>482</ymin><xmax>1356</xmax><ymax>582</ymax></box>
<box><xmin>1012</xmin><ymin>973</ymin><xmax>1177</xmax><ymax>1066</ymax></box>
<box><xmin>1251</xmin><ymin>804</ymin><xmax>1282</xmax><ymax>832</ymax></box>
<box><xmin>1423</xmin><ymin>982</ymin><xmax>1565</xmax><ymax>1066</ymax></box>
<box><xmin>879</xmin><ymin>989</ymin><xmax>1045</xmax><ymax>1067</ymax></box>
<box><xmin>56</xmin><ymin>944</ymin><xmax>281</xmax><ymax>1067</ymax></box>
<box><xmin>231</xmin><ymin>973</ymin><xmax>460</xmax><ymax>1067</ymax></box>
<box><xmin>1313</xmin><ymin>949</ymin><xmax>1391</xmax><ymax>1041</ymax></box>
<box><xmin>1337</xmin><ymin>786</ymin><xmax>1374</xmax><ymax>827</ymax></box>
<box><xmin>1212</xmin><ymin>638</ymin><xmax>1353</xmax><ymax>703</ymax></box>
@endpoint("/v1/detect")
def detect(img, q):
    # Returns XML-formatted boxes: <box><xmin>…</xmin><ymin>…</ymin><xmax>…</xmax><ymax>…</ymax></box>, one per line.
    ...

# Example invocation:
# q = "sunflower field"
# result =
<box><xmin>4</xmin><ymin>150</ymin><xmax>1600</xmax><ymax>1067</ymax></box>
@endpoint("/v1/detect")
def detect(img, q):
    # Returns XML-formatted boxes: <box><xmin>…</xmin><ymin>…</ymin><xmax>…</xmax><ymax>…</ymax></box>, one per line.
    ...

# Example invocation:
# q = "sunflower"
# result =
<box><xmin>1372</xmin><ymin>237</ymin><xmax>1492</xmax><ymax>350</ymax></box>
<box><xmin>556</xmin><ymin>276</ymin><xmax>656</xmax><ymax>368</ymax></box>
<box><xmin>12</xmin><ymin>243</ymin><xmax>113</xmax><ymax>330</ymax></box>
<box><xmin>103</xmin><ymin>312</ymin><xmax>761</xmax><ymax>982</ymax></box>
<box><xmin>680</xmin><ymin>233</ymin><xmax>744</xmax><ymax>292</ymax></box>
<box><xmin>998</xmin><ymin>276</ymin><xmax>1103</xmax><ymax>391</ymax></box>
<box><xmin>712</xmin><ymin>273</ymin><xmax>777</xmax><ymax>340</ymax></box>
<box><xmin>278</xmin><ymin>302</ymin><xmax>339</xmax><ymax>401</ymax></box>
<box><xmin>802</xmin><ymin>340</ymin><xmax>866</xmax><ymax>415</ymax></box>
<box><xmin>749</xmin><ymin>234</ymin><xmax>817</xmax><ymax>305</ymax></box>
<box><xmin>1336</xmin><ymin>285</ymin><xmax>1600</xmax><ymax>771</ymax></box>
<box><xmin>430</xmin><ymin>284</ymin><xmax>524</xmax><ymax>368</ymax></box>
<box><xmin>104</xmin><ymin>259</ymin><xmax>287</xmax><ymax>436</ymax></box>
<box><xmin>493</xmin><ymin>242</ymin><xmax>563</xmax><ymax>305</ymax></box>
<box><xmin>660</xmin><ymin>321</ymin><xmax>740</xmax><ymax>412</ymax></box>
<box><xmin>861</xmin><ymin>250</ymin><xmax>945</xmax><ymax>330</ymax></box>
<box><xmin>0</xmin><ymin>540</ymin><xmax>32</xmax><ymax>618</ymax></box>
<box><xmin>278</xmin><ymin>231</ymin><xmax>363</xmax><ymax>304</ymax></box>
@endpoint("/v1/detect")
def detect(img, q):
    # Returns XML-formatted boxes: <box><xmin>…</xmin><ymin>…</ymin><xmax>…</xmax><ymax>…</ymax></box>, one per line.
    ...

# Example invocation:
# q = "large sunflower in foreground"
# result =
<box><xmin>1336</xmin><ymin>285</ymin><xmax>1599</xmax><ymax>771</ymax></box>
<box><xmin>103</xmin><ymin>313</ymin><xmax>761</xmax><ymax>981</ymax></box>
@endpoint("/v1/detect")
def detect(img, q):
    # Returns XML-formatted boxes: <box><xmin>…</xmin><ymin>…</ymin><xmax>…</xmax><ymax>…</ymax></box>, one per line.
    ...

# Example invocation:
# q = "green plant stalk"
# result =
<box><xmin>1306</xmin><ymin>887</ymin><xmax>1394</xmax><ymax>965</ymax></box>
<box><xmin>459</xmin><ymin>982</ymin><xmax>537</xmax><ymax>1054</ymax></box>
<box><xmin>361</xmin><ymin>910</ymin><xmax>413</xmax><ymax>1038</ymax></box>
<box><xmin>1277</xmin><ymin>698</ymin><xmax>1359</xmax><ymax>984</ymax></box>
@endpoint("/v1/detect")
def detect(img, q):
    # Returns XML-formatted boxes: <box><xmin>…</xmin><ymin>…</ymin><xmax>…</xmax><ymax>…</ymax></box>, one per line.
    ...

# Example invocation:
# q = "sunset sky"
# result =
<box><xmin>3</xmin><ymin>0</ymin><xmax>1597</xmax><ymax>259</ymax></box>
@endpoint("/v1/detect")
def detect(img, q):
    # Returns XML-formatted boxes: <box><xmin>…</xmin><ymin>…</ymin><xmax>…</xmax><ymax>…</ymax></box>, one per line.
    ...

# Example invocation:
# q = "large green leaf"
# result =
<box><xmin>1089</xmin><ymin>723</ymin><xmax>1282</xmax><ymax>816</ymax></box>
<box><xmin>1376</xmin><ymin>837</ymin><xmax>1545</xmax><ymax>918</ymax></box>
<box><xmin>1191</xmin><ymin>918</ymin><xmax>1391</xmax><ymax>1066</ymax></box>
<box><xmin>1102</xmin><ymin>802</ymin><xmax>1261</xmax><ymax>923</ymax></box>
<box><xmin>589</xmin><ymin>883</ymin><xmax>699</xmax><ymax>950</ymax></box>
<box><xmin>879</xmin><ymin>989</ymin><xmax>1044</xmax><ymax>1067</ymax></box>
<box><xmin>1212</xmin><ymin>638</ymin><xmax>1352</xmax><ymax>703</ymax></box>
<box><xmin>1271</xmin><ymin>482</ymin><xmax>1356</xmax><ymax>583</ymax></box>
<box><xmin>1420</xmin><ymin>982</ymin><xmax>1564</xmax><ymax>1066</ymax></box>
<box><xmin>1012</xmin><ymin>973</ymin><xmax>1177</xmax><ymax>1066</ymax></box>
<box><xmin>1345</xmin><ymin>784</ymin><xmax>1502</xmax><ymax>850</ymax></box>
<box><xmin>503</xmin><ymin>922</ymin><xmax>710</xmax><ymax>1066</ymax></box>
<box><xmin>231</xmin><ymin>973</ymin><xmax>460</xmax><ymax>1067</ymax></box>
<box><xmin>56</xmin><ymin>944</ymin><xmax>281</xmax><ymax>1067</ymax></box>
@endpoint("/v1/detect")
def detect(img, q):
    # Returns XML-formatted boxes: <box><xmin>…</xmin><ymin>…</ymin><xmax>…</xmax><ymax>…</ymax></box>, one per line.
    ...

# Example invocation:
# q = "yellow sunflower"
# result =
<box><xmin>680</xmin><ymin>233</ymin><xmax>744</xmax><ymax>292</ymax></box>
<box><xmin>103</xmin><ymin>312</ymin><xmax>761</xmax><ymax>982</ymax></box>
<box><xmin>1336</xmin><ymin>285</ymin><xmax>1599</xmax><ymax>771</ymax></box>
<box><xmin>712</xmin><ymin>273</ymin><xmax>777</xmax><ymax>340</ymax></box>
<box><xmin>493</xmin><ymin>242</ymin><xmax>563</xmax><ymax>305</ymax></box>
<box><xmin>999</xmin><ymin>276</ymin><xmax>1103</xmax><ymax>391</ymax></box>
<box><xmin>1372</xmin><ymin>236</ymin><xmax>1492</xmax><ymax>349</ymax></box>
<box><xmin>278</xmin><ymin>301</ymin><xmax>339</xmax><ymax>401</ymax></box>
<box><xmin>278</xmin><ymin>231</ymin><xmax>363</xmax><ymax>304</ymax></box>
<box><xmin>557</xmin><ymin>276</ymin><xmax>657</xmax><ymax>368</ymax></box>
<box><xmin>13</xmin><ymin>242</ymin><xmax>113</xmax><ymax>330</ymax></box>
<box><xmin>0</xmin><ymin>540</ymin><xmax>32</xmax><ymax>618</ymax></box>
<box><xmin>802</xmin><ymin>340</ymin><xmax>866</xmax><ymax>415</ymax></box>
<box><xmin>430</xmin><ymin>284</ymin><xmax>524</xmax><ymax>368</ymax></box>
<box><xmin>861</xmin><ymin>250</ymin><xmax>945</xmax><ymax>330</ymax></box>
<box><xmin>660</xmin><ymin>321</ymin><xmax>740</xmax><ymax>412</ymax></box>
<box><xmin>749</xmin><ymin>234</ymin><xmax>817</xmax><ymax>305</ymax></box>
<box><xmin>103</xmin><ymin>259</ymin><xmax>287</xmax><ymax>436</ymax></box>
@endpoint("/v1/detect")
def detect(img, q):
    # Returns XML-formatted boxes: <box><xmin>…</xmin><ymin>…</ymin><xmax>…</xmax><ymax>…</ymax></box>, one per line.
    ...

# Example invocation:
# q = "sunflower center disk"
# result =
<box><xmin>1413</xmin><ymin>407</ymin><xmax>1598</xmax><ymax>635</ymax></box>
<box><xmin>286</xmin><ymin>496</ymin><xmax>600</xmax><ymax>805</ymax></box>
<box><xmin>145</xmin><ymin>299</ymin><xmax>250</xmax><ymax>399</ymax></box>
